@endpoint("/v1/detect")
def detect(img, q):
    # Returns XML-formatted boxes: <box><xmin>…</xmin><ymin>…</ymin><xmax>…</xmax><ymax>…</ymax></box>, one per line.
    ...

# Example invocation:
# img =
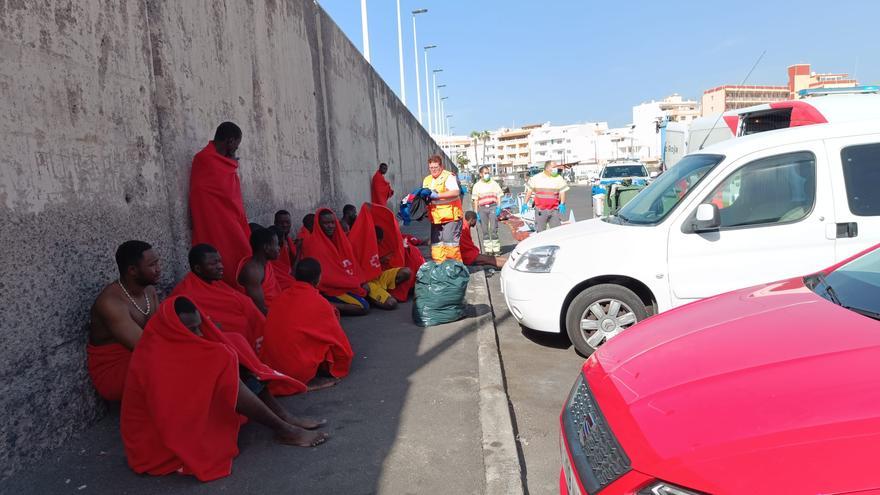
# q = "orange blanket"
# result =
<box><xmin>170</xmin><ymin>272</ymin><xmax>266</xmax><ymax>352</ymax></box>
<box><xmin>122</xmin><ymin>297</ymin><xmax>304</xmax><ymax>482</ymax></box>
<box><xmin>371</xmin><ymin>169</ymin><xmax>393</xmax><ymax>205</ymax></box>
<box><xmin>87</xmin><ymin>342</ymin><xmax>131</xmax><ymax>401</ymax></box>
<box><xmin>189</xmin><ymin>142</ymin><xmax>251</xmax><ymax>287</ymax></box>
<box><xmin>300</xmin><ymin>208</ymin><xmax>367</xmax><ymax>297</ymax></box>
<box><xmin>261</xmin><ymin>281</ymin><xmax>354</xmax><ymax>387</ymax></box>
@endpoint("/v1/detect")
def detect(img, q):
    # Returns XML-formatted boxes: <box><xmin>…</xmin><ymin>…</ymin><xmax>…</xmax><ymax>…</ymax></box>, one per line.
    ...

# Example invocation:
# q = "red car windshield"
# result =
<box><xmin>808</xmin><ymin>248</ymin><xmax>880</xmax><ymax>320</ymax></box>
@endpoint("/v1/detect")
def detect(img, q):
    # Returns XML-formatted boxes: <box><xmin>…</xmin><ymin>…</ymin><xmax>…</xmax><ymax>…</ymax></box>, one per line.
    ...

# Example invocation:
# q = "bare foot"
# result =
<box><xmin>275</xmin><ymin>426</ymin><xmax>330</xmax><ymax>447</ymax></box>
<box><xmin>283</xmin><ymin>414</ymin><xmax>327</xmax><ymax>430</ymax></box>
<box><xmin>307</xmin><ymin>376</ymin><xmax>340</xmax><ymax>391</ymax></box>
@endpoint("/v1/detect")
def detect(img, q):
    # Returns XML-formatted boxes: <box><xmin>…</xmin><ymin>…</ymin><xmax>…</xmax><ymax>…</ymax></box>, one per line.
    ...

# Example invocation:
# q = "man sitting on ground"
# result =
<box><xmin>340</xmin><ymin>204</ymin><xmax>357</xmax><ymax>234</ymax></box>
<box><xmin>299</xmin><ymin>213</ymin><xmax>315</xmax><ymax>239</ymax></box>
<box><xmin>271</xmin><ymin>209</ymin><xmax>300</xmax><ymax>281</ymax></box>
<box><xmin>121</xmin><ymin>297</ymin><xmax>328</xmax><ymax>482</ymax></box>
<box><xmin>462</xmin><ymin>211</ymin><xmax>507</xmax><ymax>269</ymax></box>
<box><xmin>261</xmin><ymin>258</ymin><xmax>354</xmax><ymax>387</ymax></box>
<box><xmin>370</xmin><ymin>227</ymin><xmax>412</xmax><ymax>309</ymax></box>
<box><xmin>300</xmin><ymin>208</ymin><xmax>370</xmax><ymax>316</ymax></box>
<box><xmin>237</xmin><ymin>228</ymin><xmax>284</xmax><ymax>315</ymax></box>
<box><xmin>347</xmin><ymin>203</ymin><xmax>412</xmax><ymax>310</ymax></box>
<box><xmin>170</xmin><ymin>244</ymin><xmax>267</xmax><ymax>352</ymax></box>
<box><xmin>87</xmin><ymin>240</ymin><xmax>161</xmax><ymax>401</ymax></box>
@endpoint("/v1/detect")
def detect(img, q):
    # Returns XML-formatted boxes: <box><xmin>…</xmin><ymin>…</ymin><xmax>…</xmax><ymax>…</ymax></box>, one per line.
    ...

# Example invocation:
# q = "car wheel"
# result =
<box><xmin>565</xmin><ymin>284</ymin><xmax>648</xmax><ymax>357</ymax></box>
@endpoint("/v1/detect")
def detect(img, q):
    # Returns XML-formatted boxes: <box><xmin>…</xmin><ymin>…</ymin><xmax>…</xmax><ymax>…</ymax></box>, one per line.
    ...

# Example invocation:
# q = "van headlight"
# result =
<box><xmin>512</xmin><ymin>246</ymin><xmax>559</xmax><ymax>273</ymax></box>
<box><xmin>638</xmin><ymin>481</ymin><xmax>705</xmax><ymax>495</ymax></box>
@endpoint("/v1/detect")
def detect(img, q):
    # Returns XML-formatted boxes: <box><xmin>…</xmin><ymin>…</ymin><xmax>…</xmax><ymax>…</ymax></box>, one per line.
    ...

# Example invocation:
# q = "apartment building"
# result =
<box><xmin>632</xmin><ymin>94</ymin><xmax>700</xmax><ymax>161</ymax></box>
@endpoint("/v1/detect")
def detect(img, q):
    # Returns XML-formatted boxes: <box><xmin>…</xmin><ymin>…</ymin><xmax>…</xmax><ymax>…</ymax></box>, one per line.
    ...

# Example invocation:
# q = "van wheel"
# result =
<box><xmin>565</xmin><ymin>284</ymin><xmax>648</xmax><ymax>357</ymax></box>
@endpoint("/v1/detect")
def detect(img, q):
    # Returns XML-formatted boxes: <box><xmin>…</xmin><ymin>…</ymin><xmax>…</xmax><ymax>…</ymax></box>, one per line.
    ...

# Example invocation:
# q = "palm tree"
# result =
<box><xmin>469</xmin><ymin>130</ymin><xmax>481</xmax><ymax>168</ymax></box>
<box><xmin>479</xmin><ymin>130</ymin><xmax>491</xmax><ymax>166</ymax></box>
<box><xmin>455</xmin><ymin>152</ymin><xmax>470</xmax><ymax>170</ymax></box>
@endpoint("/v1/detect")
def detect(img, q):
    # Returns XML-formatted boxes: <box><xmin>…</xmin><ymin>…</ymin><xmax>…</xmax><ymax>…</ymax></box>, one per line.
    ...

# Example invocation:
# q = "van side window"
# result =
<box><xmin>841</xmin><ymin>143</ymin><xmax>880</xmax><ymax>216</ymax></box>
<box><xmin>705</xmin><ymin>151</ymin><xmax>816</xmax><ymax>229</ymax></box>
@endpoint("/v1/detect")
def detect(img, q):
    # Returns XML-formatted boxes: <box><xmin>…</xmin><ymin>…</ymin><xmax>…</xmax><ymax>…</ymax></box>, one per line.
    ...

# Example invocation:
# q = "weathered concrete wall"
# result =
<box><xmin>0</xmin><ymin>0</ymin><xmax>446</xmax><ymax>477</ymax></box>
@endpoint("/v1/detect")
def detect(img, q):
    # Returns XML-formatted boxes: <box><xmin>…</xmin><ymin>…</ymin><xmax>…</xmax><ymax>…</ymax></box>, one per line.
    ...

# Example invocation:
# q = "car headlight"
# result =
<box><xmin>512</xmin><ymin>245</ymin><xmax>559</xmax><ymax>273</ymax></box>
<box><xmin>638</xmin><ymin>481</ymin><xmax>705</xmax><ymax>495</ymax></box>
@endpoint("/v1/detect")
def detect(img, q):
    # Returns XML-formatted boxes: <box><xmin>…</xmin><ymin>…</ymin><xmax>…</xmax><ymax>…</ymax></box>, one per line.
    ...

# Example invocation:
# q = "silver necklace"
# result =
<box><xmin>118</xmin><ymin>279</ymin><xmax>151</xmax><ymax>316</ymax></box>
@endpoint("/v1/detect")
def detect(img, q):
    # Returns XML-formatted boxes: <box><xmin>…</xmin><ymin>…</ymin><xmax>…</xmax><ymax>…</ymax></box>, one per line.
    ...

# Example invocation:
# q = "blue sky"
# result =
<box><xmin>319</xmin><ymin>0</ymin><xmax>880</xmax><ymax>133</ymax></box>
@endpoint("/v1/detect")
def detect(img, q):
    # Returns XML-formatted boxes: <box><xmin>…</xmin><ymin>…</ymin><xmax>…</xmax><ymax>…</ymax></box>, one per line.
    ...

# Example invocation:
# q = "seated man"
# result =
<box><xmin>268</xmin><ymin>226</ymin><xmax>297</xmax><ymax>289</ymax></box>
<box><xmin>261</xmin><ymin>258</ymin><xmax>354</xmax><ymax>387</ymax></box>
<box><xmin>299</xmin><ymin>213</ymin><xmax>315</xmax><ymax>238</ymax></box>
<box><xmin>87</xmin><ymin>240</ymin><xmax>161</xmax><ymax>401</ymax></box>
<box><xmin>462</xmin><ymin>211</ymin><xmax>507</xmax><ymax>269</ymax></box>
<box><xmin>121</xmin><ymin>297</ymin><xmax>328</xmax><ymax>482</ymax></box>
<box><xmin>171</xmin><ymin>244</ymin><xmax>267</xmax><ymax>352</ymax></box>
<box><xmin>270</xmin><ymin>210</ymin><xmax>300</xmax><ymax>285</ymax></box>
<box><xmin>300</xmin><ymin>208</ymin><xmax>370</xmax><ymax>316</ymax></box>
<box><xmin>340</xmin><ymin>204</ymin><xmax>357</xmax><ymax>234</ymax></box>
<box><xmin>366</xmin><ymin>202</ymin><xmax>421</xmax><ymax>302</ymax></box>
<box><xmin>237</xmin><ymin>228</ymin><xmax>283</xmax><ymax>315</ymax></box>
<box><xmin>370</xmin><ymin>227</ymin><xmax>412</xmax><ymax>310</ymax></box>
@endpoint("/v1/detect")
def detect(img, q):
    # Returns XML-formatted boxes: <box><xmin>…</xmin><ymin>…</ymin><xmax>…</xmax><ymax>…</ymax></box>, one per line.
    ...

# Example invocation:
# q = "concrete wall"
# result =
<box><xmin>0</xmin><ymin>0</ymin><xmax>446</xmax><ymax>478</ymax></box>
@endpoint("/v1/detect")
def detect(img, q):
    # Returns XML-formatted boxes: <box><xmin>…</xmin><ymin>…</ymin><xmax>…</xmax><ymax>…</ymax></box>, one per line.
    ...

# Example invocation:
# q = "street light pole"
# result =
<box><xmin>360</xmin><ymin>0</ymin><xmax>370</xmax><ymax>63</ymax></box>
<box><xmin>432</xmin><ymin>69</ymin><xmax>443</xmax><ymax>136</ymax></box>
<box><xmin>424</xmin><ymin>47</ymin><xmax>437</xmax><ymax>133</ymax></box>
<box><xmin>435</xmin><ymin>82</ymin><xmax>446</xmax><ymax>136</ymax></box>
<box><xmin>396</xmin><ymin>0</ymin><xmax>405</xmax><ymax>103</ymax></box>
<box><xmin>411</xmin><ymin>10</ymin><xmax>427</xmax><ymax>123</ymax></box>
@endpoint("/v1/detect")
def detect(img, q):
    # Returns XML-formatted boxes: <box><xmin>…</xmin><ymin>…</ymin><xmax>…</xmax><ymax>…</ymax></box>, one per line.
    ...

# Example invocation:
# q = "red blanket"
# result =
<box><xmin>461</xmin><ymin>221</ymin><xmax>479</xmax><ymax>265</ymax></box>
<box><xmin>235</xmin><ymin>257</ymin><xmax>282</xmax><ymax>309</ymax></box>
<box><xmin>170</xmin><ymin>272</ymin><xmax>266</xmax><ymax>352</ymax></box>
<box><xmin>122</xmin><ymin>297</ymin><xmax>304</xmax><ymax>482</ymax></box>
<box><xmin>87</xmin><ymin>342</ymin><xmax>131</xmax><ymax>401</ymax></box>
<box><xmin>189</xmin><ymin>142</ymin><xmax>251</xmax><ymax>287</ymax></box>
<box><xmin>349</xmin><ymin>203</ymin><xmax>383</xmax><ymax>282</ymax></box>
<box><xmin>261</xmin><ymin>282</ymin><xmax>353</xmax><ymax>387</ymax></box>
<box><xmin>300</xmin><ymin>208</ymin><xmax>367</xmax><ymax>297</ymax></box>
<box><xmin>371</xmin><ymin>170</ymin><xmax>393</xmax><ymax>205</ymax></box>
<box><xmin>270</xmin><ymin>237</ymin><xmax>297</xmax><ymax>290</ymax></box>
<box><xmin>392</xmin><ymin>241</ymin><xmax>425</xmax><ymax>301</ymax></box>
<box><xmin>364</xmin><ymin>204</ymin><xmax>419</xmax><ymax>301</ymax></box>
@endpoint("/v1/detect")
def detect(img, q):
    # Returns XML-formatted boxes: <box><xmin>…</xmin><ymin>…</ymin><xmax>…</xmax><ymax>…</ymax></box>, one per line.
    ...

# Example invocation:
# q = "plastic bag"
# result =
<box><xmin>412</xmin><ymin>260</ymin><xmax>470</xmax><ymax>327</ymax></box>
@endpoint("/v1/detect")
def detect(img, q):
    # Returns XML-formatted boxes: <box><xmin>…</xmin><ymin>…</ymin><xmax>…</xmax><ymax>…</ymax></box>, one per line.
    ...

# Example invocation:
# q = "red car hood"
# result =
<box><xmin>587</xmin><ymin>278</ymin><xmax>880</xmax><ymax>495</ymax></box>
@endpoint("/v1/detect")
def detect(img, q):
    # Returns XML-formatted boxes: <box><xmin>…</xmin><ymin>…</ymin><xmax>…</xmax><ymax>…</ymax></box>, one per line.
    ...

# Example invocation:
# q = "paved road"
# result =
<box><xmin>0</xmin><ymin>223</ymin><xmax>486</xmax><ymax>495</ymax></box>
<box><xmin>480</xmin><ymin>184</ymin><xmax>594</xmax><ymax>494</ymax></box>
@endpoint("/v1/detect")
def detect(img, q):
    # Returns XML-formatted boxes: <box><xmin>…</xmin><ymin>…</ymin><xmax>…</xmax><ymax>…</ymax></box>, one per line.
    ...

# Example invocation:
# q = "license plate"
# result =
<box><xmin>560</xmin><ymin>434</ymin><xmax>582</xmax><ymax>495</ymax></box>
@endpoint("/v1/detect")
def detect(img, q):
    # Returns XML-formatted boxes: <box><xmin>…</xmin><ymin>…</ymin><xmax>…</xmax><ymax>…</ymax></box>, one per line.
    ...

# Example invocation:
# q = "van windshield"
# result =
<box><xmin>602</xmin><ymin>165</ymin><xmax>647</xmax><ymax>178</ymax></box>
<box><xmin>614</xmin><ymin>154</ymin><xmax>724</xmax><ymax>225</ymax></box>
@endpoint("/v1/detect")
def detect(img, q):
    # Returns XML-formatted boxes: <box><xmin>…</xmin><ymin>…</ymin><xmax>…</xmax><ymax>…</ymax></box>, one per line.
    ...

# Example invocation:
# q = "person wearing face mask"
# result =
<box><xmin>470</xmin><ymin>165</ymin><xmax>504</xmax><ymax>255</ymax></box>
<box><xmin>522</xmin><ymin>161</ymin><xmax>570</xmax><ymax>232</ymax></box>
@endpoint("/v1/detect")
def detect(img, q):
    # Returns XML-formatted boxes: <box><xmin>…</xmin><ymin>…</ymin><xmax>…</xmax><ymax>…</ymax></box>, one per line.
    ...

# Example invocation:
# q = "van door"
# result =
<box><xmin>823</xmin><ymin>135</ymin><xmax>880</xmax><ymax>260</ymax></box>
<box><xmin>667</xmin><ymin>143</ymin><xmax>836</xmax><ymax>301</ymax></box>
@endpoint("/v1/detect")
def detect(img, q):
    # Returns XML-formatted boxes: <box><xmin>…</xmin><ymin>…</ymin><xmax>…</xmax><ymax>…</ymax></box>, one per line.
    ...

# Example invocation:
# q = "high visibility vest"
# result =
<box><xmin>423</xmin><ymin>170</ymin><xmax>463</xmax><ymax>224</ymax></box>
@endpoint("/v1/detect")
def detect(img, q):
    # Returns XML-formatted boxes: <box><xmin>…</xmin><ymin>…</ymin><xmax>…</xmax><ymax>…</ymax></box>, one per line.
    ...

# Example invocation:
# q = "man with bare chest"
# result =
<box><xmin>87</xmin><ymin>240</ymin><xmax>161</xmax><ymax>401</ymax></box>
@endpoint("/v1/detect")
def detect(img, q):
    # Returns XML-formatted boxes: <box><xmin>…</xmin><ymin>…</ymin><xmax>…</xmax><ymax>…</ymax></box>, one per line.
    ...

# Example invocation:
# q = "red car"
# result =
<box><xmin>560</xmin><ymin>245</ymin><xmax>880</xmax><ymax>495</ymax></box>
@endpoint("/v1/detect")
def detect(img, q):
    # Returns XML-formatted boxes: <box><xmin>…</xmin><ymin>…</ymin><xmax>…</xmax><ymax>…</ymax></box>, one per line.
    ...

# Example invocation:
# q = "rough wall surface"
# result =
<box><xmin>0</xmin><ymin>0</ymin><xmax>446</xmax><ymax>477</ymax></box>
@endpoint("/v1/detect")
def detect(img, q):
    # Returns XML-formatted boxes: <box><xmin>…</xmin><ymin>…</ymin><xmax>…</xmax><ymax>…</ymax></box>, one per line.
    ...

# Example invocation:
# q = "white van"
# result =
<box><xmin>501</xmin><ymin>119</ymin><xmax>880</xmax><ymax>355</ymax></box>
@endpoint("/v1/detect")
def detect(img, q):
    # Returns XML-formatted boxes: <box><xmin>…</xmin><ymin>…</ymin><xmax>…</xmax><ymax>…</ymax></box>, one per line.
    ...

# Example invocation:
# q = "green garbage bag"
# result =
<box><xmin>412</xmin><ymin>260</ymin><xmax>470</xmax><ymax>327</ymax></box>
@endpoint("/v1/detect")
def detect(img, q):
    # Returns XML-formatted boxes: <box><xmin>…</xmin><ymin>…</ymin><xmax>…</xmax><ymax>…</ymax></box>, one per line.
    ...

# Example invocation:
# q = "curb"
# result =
<box><xmin>466</xmin><ymin>270</ymin><xmax>524</xmax><ymax>495</ymax></box>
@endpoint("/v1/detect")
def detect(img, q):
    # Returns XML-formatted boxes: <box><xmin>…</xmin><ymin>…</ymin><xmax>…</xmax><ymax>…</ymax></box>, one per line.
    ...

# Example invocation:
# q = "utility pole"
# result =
<box><xmin>360</xmin><ymin>0</ymin><xmax>370</xmax><ymax>62</ymax></box>
<box><xmin>396</xmin><ymin>0</ymin><xmax>405</xmax><ymax>103</ymax></box>
<box><xmin>411</xmin><ymin>10</ymin><xmax>427</xmax><ymax>123</ymax></box>
<box><xmin>425</xmin><ymin>47</ymin><xmax>437</xmax><ymax>133</ymax></box>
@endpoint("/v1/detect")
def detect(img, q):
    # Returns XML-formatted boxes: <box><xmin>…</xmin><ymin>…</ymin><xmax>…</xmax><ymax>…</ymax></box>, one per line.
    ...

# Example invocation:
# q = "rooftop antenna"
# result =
<box><xmin>699</xmin><ymin>50</ymin><xmax>766</xmax><ymax>150</ymax></box>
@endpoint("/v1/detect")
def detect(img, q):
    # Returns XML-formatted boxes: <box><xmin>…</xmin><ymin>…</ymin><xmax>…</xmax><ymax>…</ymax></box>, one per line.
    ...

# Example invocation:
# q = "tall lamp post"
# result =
<box><xmin>411</xmin><ymin>9</ymin><xmax>427</xmax><ymax>123</ymax></box>
<box><xmin>360</xmin><ymin>0</ymin><xmax>370</xmax><ymax>62</ymax></box>
<box><xmin>428</xmin><ymin>69</ymin><xmax>443</xmax><ymax>134</ymax></box>
<box><xmin>425</xmin><ymin>49</ymin><xmax>438</xmax><ymax>133</ymax></box>
<box><xmin>395</xmin><ymin>0</ymin><xmax>405</xmax><ymax>103</ymax></box>
<box><xmin>435</xmin><ymin>82</ymin><xmax>446</xmax><ymax>136</ymax></box>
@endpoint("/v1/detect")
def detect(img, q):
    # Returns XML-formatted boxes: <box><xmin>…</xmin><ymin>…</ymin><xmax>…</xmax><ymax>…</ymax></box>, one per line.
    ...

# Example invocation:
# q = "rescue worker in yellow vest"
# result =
<box><xmin>423</xmin><ymin>154</ymin><xmax>464</xmax><ymax>263</ymax></box>
<box><xmin>522</xmin><ymin>161</ymin><xmax>570</xmax><ymax>232</ymax></box>
<box><xmin>471</xmin><ymin>165</ymin><xmax>504</xmax><ymax>255</ymax></box>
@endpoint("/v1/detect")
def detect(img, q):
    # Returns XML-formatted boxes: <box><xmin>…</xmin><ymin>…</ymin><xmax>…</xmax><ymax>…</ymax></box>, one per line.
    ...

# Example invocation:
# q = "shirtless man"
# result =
<box><xmin>87</xmin><ymin>240</ymin><xmax>161</xmax><ymax>401</ymax></box>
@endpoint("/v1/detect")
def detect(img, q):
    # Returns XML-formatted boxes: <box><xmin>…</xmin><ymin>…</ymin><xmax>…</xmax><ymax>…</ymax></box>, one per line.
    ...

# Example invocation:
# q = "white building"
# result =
<box><xmin>631</xmin><ymin>94</ymin><xmax>700</xmax><ymax>163</ymax></box>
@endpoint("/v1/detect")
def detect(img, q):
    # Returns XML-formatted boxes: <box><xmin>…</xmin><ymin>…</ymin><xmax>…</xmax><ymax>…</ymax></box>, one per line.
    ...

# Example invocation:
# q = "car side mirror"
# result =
<box><xmin>692</xmin><ymin>203</ymin><xmax>720</xmax><ymax>232</ymax></box>
<box><xmin>649</xmin><ymin>171</ymin><xmax>659</xmax><ymax>179</ymax></box>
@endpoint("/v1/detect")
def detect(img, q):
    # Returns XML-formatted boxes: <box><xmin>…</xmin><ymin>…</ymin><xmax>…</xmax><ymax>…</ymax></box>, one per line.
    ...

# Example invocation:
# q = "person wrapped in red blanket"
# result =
<box><xmin>367</xmin><ymin>203</ymin><xmax>423</xmax><ymax>302</ymax></box>
<box><xmin>300</xmin><ymin>208</ymin><xmax>371</xmax><ymax>316</ymax></box>
<box><xmin>88</xmin><ymin>241</ymin><xmax>161</xmax><ymax>401</ymax></box>
<box><xmin>170</xmin><ymin>244</ymin><xmax>267</xmax><ymax>353</ymax></box>
<box><xmin>371</xmin><ymin>162</ymin><xmax>394</xmax><ymax>207</ymax></box>
<box><xmin>237</xmin><ymin>228</ymin><xmax>285</xmax><ymax>315</ymax></box>
<box><xmin>461</xmin><ymin>211</ymin><xmax>506</xmax><ymax>269</ymax></box>
<box><xmin>349</xmin><ymin>203</ymin><xmax>412</xmax><ymax>310</ymax></box>
<box><xmin>189</xmin><ymin>122</ymin><xmax>251</xmax><ymax>287</ymax></box>
<box><xmin>270</xmin><ymin>210</ymin><xmax>301</xmax><ymax>290</ymax></box>
<box><xmin>260</xmin><ymin>258</ymin><xmax>354</xmax><ymax>388</ymax></box>
<box><xmin>121</xmin><ymin>296</ymin><xmax>328</xmax><ymax>482</ymax></box>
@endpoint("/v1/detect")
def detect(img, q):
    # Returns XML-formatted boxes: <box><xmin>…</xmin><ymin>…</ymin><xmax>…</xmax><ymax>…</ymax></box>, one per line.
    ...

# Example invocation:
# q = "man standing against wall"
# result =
<box><xmin>370</xmin><ymin>162</ymin><xmax>394</xmax><ymax>207</ymax></box>
<box><xmin>189</xmin><ymin>122</ymin><xmax>250</xmax><ymax>287</ymax></box>
<box><xmin>470</xmin><ymin>165</ymin><xmax>503</xmax><ymax>255</ymax></box>
<box><xmin>423</xmin><ymin>155</ymin><xmax>463</xmax><ymax>263</ymax></box>
<box><xmin>522</xmin><ymin>161</ymin><xmax>569</xmax><ymax>232</ymax></box>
